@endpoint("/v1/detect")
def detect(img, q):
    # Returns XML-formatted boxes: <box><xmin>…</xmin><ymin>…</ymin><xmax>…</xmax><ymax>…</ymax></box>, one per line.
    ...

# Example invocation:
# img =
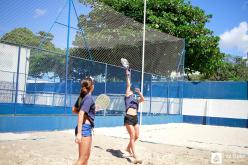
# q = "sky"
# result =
<box><xmin>190</xmin><ymin>0</ymin><xmax>248</xmax><ymax>57</ymax></box>
<box><xmin>0</xmin><ymin>0</ymin><xmax>247</xmax><ymax>57</ymax></box>
<box><xmin>0</xmin><ymin>0</ymin><xmax>92</xmax><ymax>48</ymax></box>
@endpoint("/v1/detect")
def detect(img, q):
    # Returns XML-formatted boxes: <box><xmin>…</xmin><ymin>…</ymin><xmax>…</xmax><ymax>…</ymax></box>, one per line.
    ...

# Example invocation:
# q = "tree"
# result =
<box><xmin>1</xmin><ymin>28</ymin><xmax>40</xmax><ymax>46</ymax></box>
<box><xmin>0</xmin><ymin>28</ymin><xmax>65</xmax><ymax>79</ymax></box>
<box><xmin>82</xmin><ymin>0</ymin><xmax>225</xmax><ymax>79</ymax></box>
<box><xmin>211</xmin><ymin>56</ymin><xmax>248</xmax><ymax>81</ymax></box>
<box><xmin>188</xmin><ymin>55</ymin><xmax>248</xmax><ymax>81</ymax></box>
<box><xmin>37</xmin><ymin>31</ymin><xmax>56</xmax><ymax>50</ymax></box>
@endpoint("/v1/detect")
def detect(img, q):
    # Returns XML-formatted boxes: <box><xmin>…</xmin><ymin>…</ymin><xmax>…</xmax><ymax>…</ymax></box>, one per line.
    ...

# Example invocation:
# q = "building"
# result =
<box><xmin>0</xmin><ymin>43</ymin><xmax>30</xmax><ymax>103</ymax></box>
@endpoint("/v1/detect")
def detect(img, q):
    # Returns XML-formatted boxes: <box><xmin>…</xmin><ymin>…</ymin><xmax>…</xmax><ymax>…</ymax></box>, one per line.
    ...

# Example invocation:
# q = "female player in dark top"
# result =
<box><xmin>72</xmin><ymin>77</ymin><xmax>95</xmax><ymax>165</ymax></box>
<box><xmin>124</xmin><ymin>68</ymin><xmax>144</xmax><ymax>162</ymax></box>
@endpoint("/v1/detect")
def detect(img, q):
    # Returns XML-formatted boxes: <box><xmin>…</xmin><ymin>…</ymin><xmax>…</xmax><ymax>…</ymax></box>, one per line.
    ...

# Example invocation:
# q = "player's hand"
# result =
<box><xmin>72</xmin><ymin>107</ymin><xmax>79</xmax><ymax>114</ymax></box>
<box><xmin>126</xmin><ymin>69</ymin><xmax>131</xmax><ymax>76</ymax></box>
<box><xmin>135</xmin><ymin>88</ymin><xmax>141</xmax><ymax>93</ymax></box>
<box><xmin>75</xmin><ymin>134</ymin><xmax>82</xmax><ymax>143</ymax></box>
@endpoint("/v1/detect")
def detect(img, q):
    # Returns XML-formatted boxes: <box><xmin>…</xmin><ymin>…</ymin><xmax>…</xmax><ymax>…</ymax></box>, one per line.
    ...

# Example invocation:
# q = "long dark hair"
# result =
<box><xmin>80</xmin><ymin>77</ymin><xmax>94</xmax><ymax>97</ymax></box>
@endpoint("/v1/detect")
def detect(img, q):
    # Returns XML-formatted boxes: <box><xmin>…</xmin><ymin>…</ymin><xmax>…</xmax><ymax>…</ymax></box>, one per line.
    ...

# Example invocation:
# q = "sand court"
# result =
<box><xmin>0</xmin><ymin>123</ymin><xmax>248</xmax><ymax>165</ymax></box>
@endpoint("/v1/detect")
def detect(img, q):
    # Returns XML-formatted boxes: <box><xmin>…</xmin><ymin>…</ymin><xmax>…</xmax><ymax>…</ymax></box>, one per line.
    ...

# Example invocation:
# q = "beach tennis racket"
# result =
<box><xmin>121</xmin><ymin>58</ymin><xmax>129</xmax><ymax>69</ymax></box>
<box><xmin>95</xmin><ymin>94</ymin><xmax>110</xmax><ymax>111</ymax></box>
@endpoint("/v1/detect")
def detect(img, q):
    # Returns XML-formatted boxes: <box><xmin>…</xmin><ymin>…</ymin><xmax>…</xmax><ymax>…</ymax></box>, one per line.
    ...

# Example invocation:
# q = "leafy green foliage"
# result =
<box><xmin>95</xmin><ymin>0</ymin><xmax>225</xmax><ymax>79</ymax></box>
<box><xmin>211</xmin><ymin>56</ymin><xmax>248</xmax><ymax>81</ymax></box>
<box><xmin>1</xmin><ymin>28</ymin><xmax>40</xmax><ymax>46</ymax></box>
<box><xmin>0</xmin><ymin>28</ymin><xmax>65</xmax><ymax>79</ymax></box>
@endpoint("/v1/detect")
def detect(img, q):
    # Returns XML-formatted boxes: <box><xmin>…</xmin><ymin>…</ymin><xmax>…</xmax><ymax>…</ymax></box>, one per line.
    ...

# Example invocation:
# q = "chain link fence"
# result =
<box><xmin>0</xmin><ymin>0</ymin><xmax>185</xmax><ymax>116</ymax></box>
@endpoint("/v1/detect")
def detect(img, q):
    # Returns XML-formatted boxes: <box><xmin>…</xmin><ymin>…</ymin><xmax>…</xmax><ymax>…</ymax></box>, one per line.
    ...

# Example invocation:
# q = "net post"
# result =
<box><xmin>140</xmin><ymin>0</ymin><xmax>147</xmax><ymax>128</ymax></box>
<box><xmin>179</xmin><ymin>39</ymin><xmax>186</xmax><ymax>115</ymax></box>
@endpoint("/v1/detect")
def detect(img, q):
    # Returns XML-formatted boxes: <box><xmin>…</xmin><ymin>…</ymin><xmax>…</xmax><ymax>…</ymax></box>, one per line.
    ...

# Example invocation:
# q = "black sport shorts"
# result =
<box><xmin>124</xmin><ymin>114</ymin><xmax>138</xmax><ymax>126</ymax></box>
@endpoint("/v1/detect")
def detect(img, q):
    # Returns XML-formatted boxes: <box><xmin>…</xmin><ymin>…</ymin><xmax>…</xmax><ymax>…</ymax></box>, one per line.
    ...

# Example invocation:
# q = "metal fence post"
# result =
<box><xmin>14</xmin><ymin>46</ymin><xmax>21</xmax><ymax>115</ymax></box>
<box><xmin>149</xmin><ymin>73</ymin><xmax>152</xmax><ymax>115</ymax></box>
<box><xmin>179</xmin><ymin>81</ymin><xmax>184</xmax><ymax>115</ymax></box>
<box><xmin>64</xmin><ymin>0</ymin><xmax>72</xmax><ymax>113</ymax></box>
<box><xmin>34</xmin><ymin>76</ymin><xmax>36</xmax><ymax>105</ymax></box>
<box><xmin>70</xmin><ymin>79</ymin><xmax>72</xmax><ymax>107</ymax></box>
<box><xmin>104</xmin><ymin>64</ymin><xmax>108</xmax><ymax>116</ymax></box>
<box><xmin>52</xmin><ymin>76</ymin><xmax>55</xmax><ymax>106</ymax></box>
<box><xmin>105</xmin><ymin>64</ymin><xmax>107</xmax><ymax>94</ymax></box>
<box><xmin>12</xmin><ymin>72</ymin><xmax>15</xmax><ymax>103</ymax></box>
<box><xmin>167</xmin><ymin>80</ymin><xmax>170</xmax><ymax>115</ymax></box>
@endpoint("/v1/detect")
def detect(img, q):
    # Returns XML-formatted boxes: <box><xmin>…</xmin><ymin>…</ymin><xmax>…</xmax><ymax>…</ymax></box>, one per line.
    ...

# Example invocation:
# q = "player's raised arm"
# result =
<box><xmin>135</xmin><ymin>88</ymin><xmax>144</xmax><ymax>103</ymax></box>
<box><xmin>125</xmin><ymin>69</ymin><xmax>131</xmax><ymax>94</ymax></box>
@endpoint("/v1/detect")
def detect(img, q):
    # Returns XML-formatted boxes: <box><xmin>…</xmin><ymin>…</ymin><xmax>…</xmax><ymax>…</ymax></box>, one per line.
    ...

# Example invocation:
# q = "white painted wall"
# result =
<box><xmin>0</xmin><ymin>43</ymin><xmax>30</xmax><ymax>103</ymax></box>
<box><xmin>182</xmin><ymin>98</ymin><xmax>248</xmax><ymax>119</ymax></box>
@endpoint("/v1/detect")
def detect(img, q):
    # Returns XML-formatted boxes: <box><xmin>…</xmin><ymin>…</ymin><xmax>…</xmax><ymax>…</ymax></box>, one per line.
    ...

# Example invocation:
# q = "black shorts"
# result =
<box><xmin>124</xmin><ymin>114</ymin><xmax>138</xmax><ymax>126</ymax></box>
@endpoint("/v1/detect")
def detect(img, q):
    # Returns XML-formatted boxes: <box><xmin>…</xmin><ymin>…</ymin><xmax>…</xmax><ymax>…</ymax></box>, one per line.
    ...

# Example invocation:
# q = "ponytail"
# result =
<box><xmin>80</xmin><ymin>77</ymin><xmax>94</xmax><ymax>97</ymax></box>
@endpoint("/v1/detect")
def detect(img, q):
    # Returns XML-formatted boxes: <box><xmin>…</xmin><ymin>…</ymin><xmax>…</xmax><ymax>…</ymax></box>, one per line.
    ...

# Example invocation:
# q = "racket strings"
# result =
<box><xmin>95</xmin><ymin>94</ymin><xmax>110</xmax><ymax>109</ymax></box>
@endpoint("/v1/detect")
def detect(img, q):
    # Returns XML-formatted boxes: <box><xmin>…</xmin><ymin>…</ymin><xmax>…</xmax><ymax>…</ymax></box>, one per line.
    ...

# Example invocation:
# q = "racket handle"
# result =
<box><xmin>126</xmin><ymin>68</ymin><xmax>131</xmax><ymax>76</ymax></box>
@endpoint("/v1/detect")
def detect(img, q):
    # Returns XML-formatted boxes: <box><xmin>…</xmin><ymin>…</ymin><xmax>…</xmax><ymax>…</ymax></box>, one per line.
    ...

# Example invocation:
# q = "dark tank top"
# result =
<box><xmin>124</xmin><ymin>94</ymin><xmax>139</xmax><ymax>112</ymax></box>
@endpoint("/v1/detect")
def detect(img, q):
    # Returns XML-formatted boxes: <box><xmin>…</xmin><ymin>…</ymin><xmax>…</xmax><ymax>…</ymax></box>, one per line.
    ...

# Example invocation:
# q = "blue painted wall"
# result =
<box><xmin>182</xmin><ymin>81</ymin><xmax>248</xmax><ymax>100</ymax></box>
<box><xmin>183</xmin><ymin>115</ymin><xmax>248</xmax><ymax>128</ymax></box>
<box><xmin>0</xmin><ymin>103</ymin><xmax>126</xmax><ymax>115</ymax></box>
<box><xmin>25</xmin><ymin>81</ymin><xmax>248</xmax><ymax>100</ymax></box>
<box><xmin>1</xmin><ymin>81</ymin><xmax>247</xmax><ymax>132</ymax></box>
<box><xmin>149</xmin><ymin>81</ymin><xmax>248</xmax><ymax>99</ymax></box>
<box><xmin>0</xmin><ymin>103</ymin><xmax>67</xmax><ymax>115</ymax></box>
<box><xmin>0</xmin><ymin>115</ymin><xmax>183</xmax><ymax>132</ymax></box>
